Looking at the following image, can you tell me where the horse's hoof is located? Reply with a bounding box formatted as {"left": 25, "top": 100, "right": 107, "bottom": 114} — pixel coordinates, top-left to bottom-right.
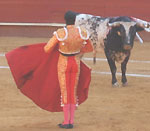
{"left": 112, "top": 82, "right": 119, "bottom": 87}
{"left": 122, "top": 82, "right": 128, "bottom": 87}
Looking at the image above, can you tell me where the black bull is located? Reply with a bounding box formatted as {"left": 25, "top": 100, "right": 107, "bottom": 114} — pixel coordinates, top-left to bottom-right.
{"left": 64, "top": 11, "right": 150, "bottom": 87}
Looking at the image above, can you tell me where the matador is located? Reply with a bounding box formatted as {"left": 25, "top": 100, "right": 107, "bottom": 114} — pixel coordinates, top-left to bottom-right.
{"left": 5, "top": 25, "right": 93, "bottom": 129}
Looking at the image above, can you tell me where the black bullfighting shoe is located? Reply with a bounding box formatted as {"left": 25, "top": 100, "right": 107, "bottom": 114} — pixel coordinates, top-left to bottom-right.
{"left": 58, "top": 123, "right": 70, "bottom": 129}
{"left": 69, "top": 124, "right": 74, "bottom": 129}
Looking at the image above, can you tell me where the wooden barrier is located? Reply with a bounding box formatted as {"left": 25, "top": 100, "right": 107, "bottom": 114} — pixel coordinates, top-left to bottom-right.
{"left": 0, "top": 0, "right": 149, "bottom": 23}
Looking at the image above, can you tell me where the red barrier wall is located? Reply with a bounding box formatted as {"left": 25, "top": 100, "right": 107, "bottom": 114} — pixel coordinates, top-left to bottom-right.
{"left": 0, "top": 0, "right": 149, "bottom": 23}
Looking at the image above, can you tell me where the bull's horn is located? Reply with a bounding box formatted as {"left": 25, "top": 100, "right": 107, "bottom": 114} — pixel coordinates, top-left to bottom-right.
{"left": 147, "top": 23, "right": 150, "bottom": 28}
{"left": 136, "top": 21, "right": 149, "bottom": 28}
{"left": 108, "top": 22, "right": 121, "bottom": 27}
{"left": 145, "top": 28, "right": 150, "bottom": 32}
{"left": 133, "top": 17, "right": 150, "bottom": 28}
{"left": 144, "top": 23, "right": 150, "bottom": 32}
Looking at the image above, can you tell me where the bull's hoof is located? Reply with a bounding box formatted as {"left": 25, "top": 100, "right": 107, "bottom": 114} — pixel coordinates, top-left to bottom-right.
{"left": 112, "top": 82, "right": 120, "bottom": 87}
{"left": 122, "top": 82, "right": 128, "bottom": 87}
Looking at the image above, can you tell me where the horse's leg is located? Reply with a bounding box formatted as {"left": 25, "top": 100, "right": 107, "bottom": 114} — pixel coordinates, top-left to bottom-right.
{"left": 104, "top": 50, "right": 118, "bottom": 87}
{"left": 121, "top": 52, "right": 130, "bottom": 87}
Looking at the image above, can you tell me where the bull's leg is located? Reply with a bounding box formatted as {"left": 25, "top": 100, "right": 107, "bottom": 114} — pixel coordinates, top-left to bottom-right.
{"left": 104, "top": 50, "right": 118, "bottom": 86}
{"left": 93, "top": 50, "right": 97, "bottom": 64}
{"left": 93, "top": 44, "right": 97, "bottom": 64}
{"left": 108, "top": 60, "right": 118, "bottom": 86}
{"left": 121, "top": 52, "right": 130, "bottom": 86}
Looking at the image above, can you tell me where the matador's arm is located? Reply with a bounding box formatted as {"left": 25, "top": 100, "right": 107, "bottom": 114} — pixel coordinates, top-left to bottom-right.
{"left": 44, "top": 35, "right": 58, "bottom": 53}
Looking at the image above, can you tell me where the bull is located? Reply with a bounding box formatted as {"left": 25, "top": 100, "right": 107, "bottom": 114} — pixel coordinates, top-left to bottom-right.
{"left": 105, "top": 16, "right": 149, "bottom": 86}
{"left": 64, "top": 11, "right": 150, "bottom": 87}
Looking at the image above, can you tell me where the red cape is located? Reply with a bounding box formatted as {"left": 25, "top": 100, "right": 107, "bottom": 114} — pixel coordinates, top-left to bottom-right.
{"left": 5, "top": 43, "right": 91, "bottom": 112}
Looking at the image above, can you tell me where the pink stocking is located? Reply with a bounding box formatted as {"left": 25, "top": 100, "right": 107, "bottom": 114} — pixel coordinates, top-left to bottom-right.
{"left": 70, "top": 104, "right": 76, "bottom": 124}
{"left": 63, "top": 104, "right": 70, "bottom": 124}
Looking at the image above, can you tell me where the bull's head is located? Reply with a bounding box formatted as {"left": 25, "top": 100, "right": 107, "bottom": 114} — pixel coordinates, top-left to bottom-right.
{"left": 107, "top": 21, "right": 149, "bottom": 50}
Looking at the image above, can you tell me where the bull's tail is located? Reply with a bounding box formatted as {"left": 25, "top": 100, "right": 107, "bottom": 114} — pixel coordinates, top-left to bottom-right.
{"left": 64, "top": 11, "right": 80, "bottom": 25}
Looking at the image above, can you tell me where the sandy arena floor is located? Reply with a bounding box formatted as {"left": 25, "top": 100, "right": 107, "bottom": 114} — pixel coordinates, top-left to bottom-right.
{"left": 0, "top": 37, "right": 150, "bottom": 131}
